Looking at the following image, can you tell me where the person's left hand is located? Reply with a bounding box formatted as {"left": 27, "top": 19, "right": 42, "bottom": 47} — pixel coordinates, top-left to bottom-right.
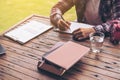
{"left": 72, "top": 27, "right": 95, "bottom": 40}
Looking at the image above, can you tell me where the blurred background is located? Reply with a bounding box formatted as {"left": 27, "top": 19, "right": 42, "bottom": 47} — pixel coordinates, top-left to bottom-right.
{"left": 0, "top": 0, "right": 76, "bottom": 33}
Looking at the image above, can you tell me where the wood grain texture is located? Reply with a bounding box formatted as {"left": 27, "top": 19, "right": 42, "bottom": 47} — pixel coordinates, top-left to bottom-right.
{"left": 0, "top": 15, "right": 119, "bottom": 80}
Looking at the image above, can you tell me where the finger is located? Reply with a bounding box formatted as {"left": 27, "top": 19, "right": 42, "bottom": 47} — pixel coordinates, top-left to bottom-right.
{"left": 75, "top": 32, "right": 83, "bottom": 38}
{"left": 73, "top": 31, "right": 83, "bottom": 39}
{"left": 58, "top": 24, "right": 66, "bottom": 31}
{"left": 60, "top": 20, "right": 70, "bottom": 30}
{"left": 58, "top": 19, "right": 67, "bottom": 30}
{"left": 59, "top": 20, "right": 69, "bottom": 30}
{"left": 65, "top": 22, "right": 71, "bottom": 29}
{"left": 72, "top": 28, "right": 81, "bottom": 35}
{"left": 66, "top": 21, "right": 71, "bottom": 26}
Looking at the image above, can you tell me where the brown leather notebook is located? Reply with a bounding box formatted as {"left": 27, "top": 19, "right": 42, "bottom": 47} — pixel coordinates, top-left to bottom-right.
{"left": 38, "top": 41, "right": 90, "bottom": 76}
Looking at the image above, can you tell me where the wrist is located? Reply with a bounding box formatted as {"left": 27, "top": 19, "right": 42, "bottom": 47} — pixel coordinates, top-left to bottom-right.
{"left": 50, "top": 13, "right": 62, "bottom": 27}
{"left": 90, "top": 27, "right": 96, "bottom": 33}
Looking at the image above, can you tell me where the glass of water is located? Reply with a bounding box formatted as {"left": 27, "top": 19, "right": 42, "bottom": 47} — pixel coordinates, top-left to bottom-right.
{"left": 89, "top": 32, "right": 104, "bottom": 53}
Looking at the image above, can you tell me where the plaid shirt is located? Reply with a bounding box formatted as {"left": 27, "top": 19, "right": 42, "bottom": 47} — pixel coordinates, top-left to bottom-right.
{"left": 50, "top": 0, "right": 120, "bottom": 34}
{"left": 94, "top": 0, "right": 120, "bottom": 33}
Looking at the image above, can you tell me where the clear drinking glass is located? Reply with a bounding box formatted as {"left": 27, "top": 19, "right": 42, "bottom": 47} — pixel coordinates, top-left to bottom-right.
{"left": 89, "top": 32, "right": 104, "bottom": 53}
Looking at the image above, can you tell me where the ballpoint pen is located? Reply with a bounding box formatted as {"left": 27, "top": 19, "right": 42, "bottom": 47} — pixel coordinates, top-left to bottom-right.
{"left": 61, "top": 16, "right": 71, "bottom": 31}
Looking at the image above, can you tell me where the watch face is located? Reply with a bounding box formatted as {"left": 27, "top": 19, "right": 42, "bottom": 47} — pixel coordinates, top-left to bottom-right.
{"left": 0, "top": 44, "right": 5, "bottom": 55}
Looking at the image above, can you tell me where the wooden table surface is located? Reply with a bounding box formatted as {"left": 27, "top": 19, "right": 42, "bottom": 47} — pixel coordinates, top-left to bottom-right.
{"left": 0, "top": 15, "right": 120, "bottom": 80}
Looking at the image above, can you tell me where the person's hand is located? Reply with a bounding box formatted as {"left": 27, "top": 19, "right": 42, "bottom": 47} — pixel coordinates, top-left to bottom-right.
{"left": 57, "top": 19, "right": 71, "bottom": 31}
{"left": 72, "top": 27, "right": 95, "bottom": 40}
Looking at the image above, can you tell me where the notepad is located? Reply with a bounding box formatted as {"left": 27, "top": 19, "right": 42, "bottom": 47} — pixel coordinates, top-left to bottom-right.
{"left": 54, "top": 22, "right": 93, "bottom": 34}
{"left": 4, "top": 20, "right": 52, "bottom": 44}
{"left": 38, "top": 41, "right": 90, "bottom": 75}
{"left": 44, "top": 41, "right": 90, "bottom": 70}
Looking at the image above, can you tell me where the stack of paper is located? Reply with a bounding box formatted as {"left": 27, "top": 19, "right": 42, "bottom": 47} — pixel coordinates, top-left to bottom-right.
{"left": 54, "top": 22, "right": 93, "bottom": 34}
{"left": 4, "top": 20, "right": 52, "bottom": 44}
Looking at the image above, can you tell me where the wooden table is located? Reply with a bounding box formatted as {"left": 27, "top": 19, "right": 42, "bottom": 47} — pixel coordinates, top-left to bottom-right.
{"left": 0, "top": 15, "right": 120, "bottom": 80}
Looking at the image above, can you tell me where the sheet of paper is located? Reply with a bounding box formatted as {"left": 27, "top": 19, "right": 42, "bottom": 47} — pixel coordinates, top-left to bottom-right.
{"left": 54, "top": 22, "right": 93, "bottom": 34}
{"left": 5, "top": 20, "right": 52, "bottom": 44}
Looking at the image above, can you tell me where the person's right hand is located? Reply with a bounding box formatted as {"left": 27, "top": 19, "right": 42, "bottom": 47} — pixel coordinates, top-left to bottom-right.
{"left": 57, "top": 19, "right": 71, "bottom": 31}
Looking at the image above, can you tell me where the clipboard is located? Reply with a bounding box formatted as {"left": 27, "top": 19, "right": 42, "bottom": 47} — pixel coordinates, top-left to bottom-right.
{"left": 4, "top": 14, "right": 53, "bottom": 44}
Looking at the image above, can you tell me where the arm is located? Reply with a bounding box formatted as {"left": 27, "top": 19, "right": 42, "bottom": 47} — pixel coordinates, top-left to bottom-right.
{"left": 50, "top": 0, "right": 74, "bottom": 27}
{"left": 94, "top": 0, "right": 120, "bottom": 34}
{"left": 73, "top": 0, "right": 120, "bottom": 41}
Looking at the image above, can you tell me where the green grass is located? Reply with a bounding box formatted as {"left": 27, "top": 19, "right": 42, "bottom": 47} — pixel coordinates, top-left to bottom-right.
{"left": 0, "top": 0, "right": 76, "bottom": 33}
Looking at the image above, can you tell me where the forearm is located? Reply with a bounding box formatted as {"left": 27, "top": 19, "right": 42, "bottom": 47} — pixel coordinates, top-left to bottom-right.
{"left": 50, "top": 0, "right": 74, "bottom": 27}
{"left": 93, "top": 21, "right": 112, "bottom": 33}
{"left": 94, "top": 0, "right": 120, "bottom": 34}
{"left": 94, "top": 18, "right": 120, "bottom": 33}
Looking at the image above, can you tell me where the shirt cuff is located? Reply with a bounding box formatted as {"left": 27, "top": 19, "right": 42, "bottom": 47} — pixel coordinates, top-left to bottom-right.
{"left": 93, "top": 25, "right": 104, "bottom": 32}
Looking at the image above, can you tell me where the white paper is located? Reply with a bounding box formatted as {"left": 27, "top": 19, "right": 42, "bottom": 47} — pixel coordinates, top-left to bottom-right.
{"left": 54, "top": 22, "right": 93, "bottom": 34}
{"left": 5, "top": 20, "right": 52, "bottom": 44}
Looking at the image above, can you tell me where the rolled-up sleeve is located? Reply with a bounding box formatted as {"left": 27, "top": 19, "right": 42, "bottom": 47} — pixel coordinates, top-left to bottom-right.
{"left": 94, "top": 0, "right": 120, "bottom": 33}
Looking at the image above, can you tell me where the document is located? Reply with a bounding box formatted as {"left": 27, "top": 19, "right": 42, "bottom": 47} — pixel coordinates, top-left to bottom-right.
{"left": 54, "top": 22, "right": 93, "bottom": 34}
{"left": 4, "top": 20, "right": 52, "bottom": 44}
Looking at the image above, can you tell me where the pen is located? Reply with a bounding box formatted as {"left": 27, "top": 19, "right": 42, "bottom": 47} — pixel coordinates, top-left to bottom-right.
{"left": 61, "top": 16, "right": 71, "bottom": 31}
